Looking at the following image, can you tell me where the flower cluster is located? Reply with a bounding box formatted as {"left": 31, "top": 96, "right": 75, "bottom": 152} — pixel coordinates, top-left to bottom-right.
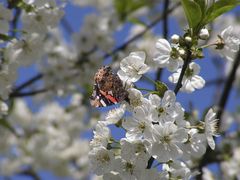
{"left": 89, "top": 51, "right": 219, "bottom": 179}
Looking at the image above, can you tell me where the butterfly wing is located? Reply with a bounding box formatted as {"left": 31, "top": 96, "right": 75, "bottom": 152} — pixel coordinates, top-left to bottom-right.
{"left": 90, "top": 84, "right": 117, "bottom": 107}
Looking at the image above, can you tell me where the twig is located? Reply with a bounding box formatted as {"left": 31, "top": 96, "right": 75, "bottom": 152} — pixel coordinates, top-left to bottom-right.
{"left": 205, "top": 77, "right": 225, "bottom": 86}
{"left": 216, "top": 50, "right": 240, "bottom": 121}
{"left": 10, "top": 89, "right": 48, "bottom": 98}
{"left": 174, "top": 48, "right": 192, "bottom": 94}
{"left": 18, "top": 169, "right": 41, "bottom": 180}
{"left": 11, "top": 73, "right": 43, "bottom": 93}
{"left": 10, "top": 8, "right": 21, "bottom": 37}
{"left": 61, "top": 17, "right": 74, "bottom": 35}
{"left": 103, "top": 2, "right": 181, "bottom": 60}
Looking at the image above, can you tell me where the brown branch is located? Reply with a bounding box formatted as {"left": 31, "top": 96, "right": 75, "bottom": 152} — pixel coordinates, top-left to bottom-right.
{"left": 61, "top": 17, "right": 74, "bottom": 35}
{"left": 10, "top": 89, "right": 48, "bottom": 98}
{"left": 10, "top": 8, "right": 21, "bottom": 37}
{"left": 11, "top": 73, "right": 43, "bottom": 93}
{"left": 18, "top": 169, "right": 41, "bottom": 180}
{"left": 174, "top": 49, "right": 192, "bottom": 94}
{"left": 216, "top": 50, "right": 240, "bottom": 121}
{"left": 205, "top": 77, "right": 225, "bottom": 86}
{"left": 103, "top": 2, "right": 181, "bottom": 60}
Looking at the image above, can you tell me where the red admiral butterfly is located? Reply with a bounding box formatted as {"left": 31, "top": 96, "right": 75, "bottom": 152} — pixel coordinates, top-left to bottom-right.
{"left": 90, "top": 66, "right": 128, "bottom": 107}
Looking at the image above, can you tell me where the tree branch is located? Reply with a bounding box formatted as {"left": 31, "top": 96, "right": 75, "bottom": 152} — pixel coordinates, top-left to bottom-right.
{"left": 174, "top": 49, "right": 192, "bottom": 94}
{"left": 216, "top": 50, "right": 240, "bottom": 122}
{"left": 10, "top": 8, "right": 21, "bottom": 37}
{"left": 11, "top": 73, "right": 43, "bottom": 93}
{"left": 61, "top": 17, "right": 74, "bottom": 35}
{"left": 10, "top": 89, "right": 48, "bottom": 98}
{"left": 103, "top": 2, "right": 181, "bottom": 60}
{"left": 205, "top": 77, "right": 225, "bottom": 86}
{"left": 18, "top": 169, "right": 41, "bottom": 180}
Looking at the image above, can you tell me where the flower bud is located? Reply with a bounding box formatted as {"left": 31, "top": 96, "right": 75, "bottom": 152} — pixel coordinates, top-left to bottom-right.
{"left": 171, "top": 34, "right": 180, "bottom": 44}
{"left": 199, "top": 28, "right": 209, "bottom": 40}
{"left": 178, "top": 48, "right": 186, "bottom": 56}
{"left": 185, "top": 36, "right": 192, "bottom": 43}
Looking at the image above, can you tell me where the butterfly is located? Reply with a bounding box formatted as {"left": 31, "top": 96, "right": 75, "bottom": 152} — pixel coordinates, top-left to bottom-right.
{"left": 90, "top": 66, "right": 128, "bottom": 107}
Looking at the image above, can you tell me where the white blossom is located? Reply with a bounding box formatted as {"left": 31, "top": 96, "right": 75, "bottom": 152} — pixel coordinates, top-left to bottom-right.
{"left": 122, "top": 106, "right": 153, "bottom": 141}
{"left": 105, "top": 104, "right": 126, "bottom": 125}
{"left": 114, "top": 154, "right": 148, "bottom": 180}
{"left": 5, "top": 33, "right": 45, "bottom": 66}
{"left": 90, "top": 122, "right": 111, "bottom": 149}
{"left": 22, "top": 5, "right": 64, "bottom": 34}
{"left": 162, "top": 161, "right": 195, "bottom": 180}
{"left": 150, "top": 122, "right": 188, "bottom": 162}
{"left": 169, "top": 62, "right": 205, "bottom": 93}
{"left": 204, "top": 108, "right": 219, "bottom": 150}
{"left": 180, "top": 129, "right": 207, "bottom": 159}
{"left": 89, "top": 147, "right": 115, "bottom": 176}
{"left": 120, "top": 138, "right": 150, "bottom": 162}
{"left": 127, "top": 88, "right": 150, "bottom": 109}
{"left": 0, "top": 4, "right": 13, "bottom": 35}
{"left": 117, "top": 51, "right": 149, "bottom": 83}
{"left": 219, "top": 26, "right": 240, "bottom": 61}
{"left": 153, "top": 38, "right": 183, "bottom": 72}
{"left": 149, "top": 90, "right": 184, "bottom": 123}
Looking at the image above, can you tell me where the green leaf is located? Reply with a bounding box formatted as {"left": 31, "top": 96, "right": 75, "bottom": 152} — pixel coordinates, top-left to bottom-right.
{"left": 204, "top": 0, "right": 240, "bottom": 24}
{"left": 181, "top": 0, "right": 202, "bottom": 28}
{"left": 194, "top": 0, "right": 207, "bottom": 14}
{"left": 114, "top": 0, "right": 150, "bottom": 21}
{"left": 155, "top": 81, "right": 168, "bottom": 98}
{"left": 0, "top": 34, "right": 13, "bottom": 41}
{"left": 128, "top": 18, "right": 147, "bottom": 26}
{"left": 16, "top": 0, "right": 35, "bottom": 12}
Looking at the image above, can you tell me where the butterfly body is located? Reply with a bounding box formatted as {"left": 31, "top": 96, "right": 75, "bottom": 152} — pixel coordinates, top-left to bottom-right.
{"left": 90, "top": 66, "right": 128, "bottom": 107}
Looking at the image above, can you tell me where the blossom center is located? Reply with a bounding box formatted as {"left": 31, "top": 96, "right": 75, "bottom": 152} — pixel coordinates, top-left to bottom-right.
{"left": 185, "top": 67, "right": 194, "bottom": 77}
{"left": 138, "top": 122, "right": 146, "bottom": 132}
{"left": 97, "top": 153, "right": 110, "bottom": 164}
{"left": 162, "top": 135, "right": 171, "bottom": 144}
{"left": 126, "top": 162, "right": 134, "bottom": 175}
{"left": 130, "top": 98, "right": 142, "bottom": 107}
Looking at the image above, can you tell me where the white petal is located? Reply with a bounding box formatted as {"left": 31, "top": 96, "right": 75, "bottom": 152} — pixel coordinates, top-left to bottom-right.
{"left": 162, "top": 90, "right": 176, "bottom": 107}
{"left": 130, "top": 51, "right": 146, "bottom": 63}
{"left": 167, "top": 59, "right": 179, "bottom": 72}
{"left": 155, "top": 38, "right": 171, "bottom": 53}
{"left": 207, "top": 136, "right": 215, "bottom": 150}
{"left": 189, "top": 62, "right": 200, "bottom": 75}
{"left": 191, "top": 75, "right": 205, "bottom": 89}
{"left": 168, "top": 72, "right": 180, "bottom": 83}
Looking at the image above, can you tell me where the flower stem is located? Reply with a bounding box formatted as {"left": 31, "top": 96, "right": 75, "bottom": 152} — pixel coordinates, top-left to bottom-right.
{"left": 174, "top": 48, "right": 192, "bottom": 94}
